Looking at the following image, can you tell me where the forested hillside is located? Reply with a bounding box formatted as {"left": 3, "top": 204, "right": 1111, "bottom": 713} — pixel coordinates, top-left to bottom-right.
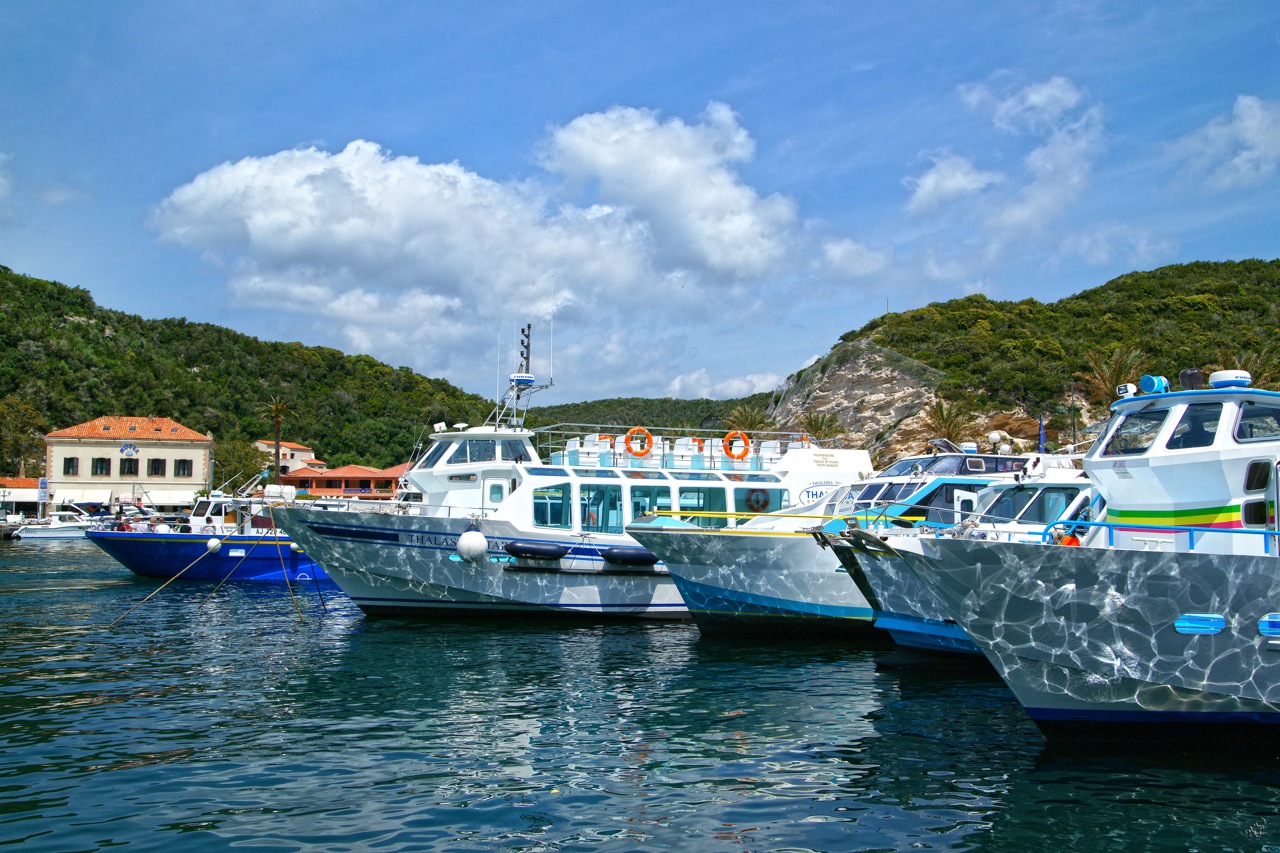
{"left": 528, "top": 393, "right": 774, "bottom": 430}
{"left": 828, "top": 258, "right": 1280, "bottom": 411}
{"left": 0, "top": 265, "right": 492, "bottom": 471}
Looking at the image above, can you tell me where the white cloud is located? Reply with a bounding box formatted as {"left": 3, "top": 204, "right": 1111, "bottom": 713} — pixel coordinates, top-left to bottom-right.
{"left": 988, "top": 105, "right": 1104, "bottom": 235}
{"left": 904, "top": 153, "right": 1003, "bottom": 216}
{"left": 822, "top": 238, "right": 891, "bottom": 277}
{"left": 1056, "top": 223, "right": 1176, "bottom": 267}
{"left": 666, "top": 367, "right": 781, "bottom": 399}
{"left": 1172, "top": 95, "right": 1280, "bottom": 190}
{"left": 0, "top": 153, "right": 11, "bottom": 202}
{"left": 961, "top": 76, "right": 1084, "bottom": 133}
{"left": 540, "top": 102, "right": 796, "bottom": 277}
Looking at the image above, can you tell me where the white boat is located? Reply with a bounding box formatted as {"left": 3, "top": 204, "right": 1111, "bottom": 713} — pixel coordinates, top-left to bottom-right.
{"left": 625, "top": 484, "right": 877, "bottom": 635}
{"left": 889, "top": 369, "right": 1280, "bottom": 745}
{"left": 12, "top": 510, "right": 97, "bottom": 540}
{"left": 821, "top": 465, "right": 1097, "bottom": 655}
{"left": 274, "top": 332, "right": 874, "bottom": 620}
{"left": 627, "top": 444, "right": 1076, "bottom": 637}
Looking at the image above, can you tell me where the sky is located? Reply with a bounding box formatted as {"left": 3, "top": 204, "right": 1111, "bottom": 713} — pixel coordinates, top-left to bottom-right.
{"left": 2, "top": 2, "right": 1278, "bottom": 406}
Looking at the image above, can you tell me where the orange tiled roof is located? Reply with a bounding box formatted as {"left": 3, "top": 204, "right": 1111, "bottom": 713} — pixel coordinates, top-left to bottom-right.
{"left": 258, "top": 440, "right": 313, "bottom": 451}
{"left": 45, "top": 416, "right": 209, "bottom": 442}
{"left": 0, "top": 477, "right": 39, "bottom": 488}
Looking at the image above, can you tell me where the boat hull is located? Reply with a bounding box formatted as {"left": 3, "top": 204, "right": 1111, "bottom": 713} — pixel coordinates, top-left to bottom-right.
{"left": 87, "top": 530, "right": 327, "bottom": 583}
{"left": 628, "top": 526, "right": 875, "bottom": 635}
{"left": 897, "top": 536, "right": 1280, "bottom": 744}
{"left": 13, "top": 526, "right": 89, "bottom": 540}
{"left": 826, "top": 531, "right": 979, "bottom": 654}
{"left": 275, "top": 508, "right": 688, "bottom": 619}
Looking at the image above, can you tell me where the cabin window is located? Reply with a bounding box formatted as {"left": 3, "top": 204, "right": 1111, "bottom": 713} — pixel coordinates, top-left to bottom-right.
{"left": 91, "top": 457, "right": 111, "bottom": 476}
{"left": 120, "top": 458, "right": 139, "bottom": 477}
{"left": 1242, "top": 500, "right": 1269, "bottom": 527}
{"left": 1101, "top": 408, "right": 1169, "bottom": 456}
{"left": 581, "top": 484, "right": 623, "bottom": 534}
{"left": 1165, "top": 403, "right": 1221, "bottom": 450}
{"left": 984, "top": 487, "right": 1036, "bottom": 522}
{"left": 532, "top": 483, "right": 571, "bottom": 529}
{"left": 679, "top": 486, "right": 729, "bottom": 529}
{"left": 917, "top": 484, "right": 966, "bottom": 525}
{"left": 63, "top": 457, "right": 79, "bottom": 476}
{"left": 488, "top": 483, "right": 505, "bottom": 504}
{"left": 448, "top": 439, "right": 497, "bottom": 464}
{"left": 629, "top": 485, "right": 672, "bottom": 521}
{"left": 148, "top": 458, "right": 167, "bottom": 476}
{"left": 501, "top": 440, "right": 532, "bottom": 462}
{"left": 734, "top": 487, "right": 788, "bottom": 514}
{"left": 420, "top": 441, "right": 451, "bottom": 469}
{"left": 1245, "top": 460, "right": 1272, "bottom": 493}
{"left": 1019, "top": 487, "right": 1082, "bottom": 524}
{"left": 1236, "top": 402, "right": 1280, "bottom": 443}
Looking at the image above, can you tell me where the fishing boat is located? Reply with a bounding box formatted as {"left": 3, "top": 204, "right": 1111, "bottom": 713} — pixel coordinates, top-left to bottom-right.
{"left": 821, "top": 465, "right": 1097, "bottom": 655}
{"left": 889, "top": 369, "right": 1280, "bottom": 745}
{"left": 86, "top": 487, "right": 326, "bottom": 583}
{"left": 273, "top": 329, "right": 873, "bottom": 619}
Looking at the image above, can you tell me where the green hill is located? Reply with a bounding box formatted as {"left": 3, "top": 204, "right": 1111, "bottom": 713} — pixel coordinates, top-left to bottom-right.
{"left": 0, "top": 264, "right": 493, "bottom": 472}
{"left": 831, "top": 258, "right": 1280, "bottom": 411}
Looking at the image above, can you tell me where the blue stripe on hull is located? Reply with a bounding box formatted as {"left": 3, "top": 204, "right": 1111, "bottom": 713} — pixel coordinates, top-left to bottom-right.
{"left": 875, "top": 612, "right": 980, "bottom": 655}
{"left": 671, "top": 575, "right": 875, "bottom": 635}
{"left": 87, "top": 532, "right": 326, "bottom": 582}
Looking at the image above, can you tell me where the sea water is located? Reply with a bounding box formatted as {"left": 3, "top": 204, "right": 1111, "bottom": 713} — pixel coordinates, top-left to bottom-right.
{"left": 1, "top": 540, "right": 1278, "bottom": 852}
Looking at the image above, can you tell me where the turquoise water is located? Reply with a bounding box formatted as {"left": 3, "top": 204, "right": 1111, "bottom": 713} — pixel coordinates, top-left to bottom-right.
{"left": 2, "top": 540, "right": 1279, "bottom": 851}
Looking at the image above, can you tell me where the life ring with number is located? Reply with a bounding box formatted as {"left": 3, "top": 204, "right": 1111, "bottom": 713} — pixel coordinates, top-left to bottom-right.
{"left": 723, "top": 430, "right": 750, "bottom": 460}
{"left": 201, "top": 525, "right": 215, "bottom": 534}
{"left": 624, "top": 426, "right": 654, "bottom": 457}
{"left": 746, "top": 489, "right": 770, "bottom": 512}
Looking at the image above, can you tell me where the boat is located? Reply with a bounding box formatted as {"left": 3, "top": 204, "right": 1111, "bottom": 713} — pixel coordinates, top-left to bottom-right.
{"left": 820, "top": 464, "right": 1097, "bottom": 655}
{"left": 12, "top": 510, "right": 98, "bottom": 540}
{"left": 86, "top": 486, "right": 326, "bottom": 583}
{"left": 625, "top": 443, "right": 1068, "bottom": 637}
{"left": 889, "top": 369, "right": 1280, "bottom": 745}
{"left": 273, "top": 328, "right": 874, "bottom": 619}
{"left": 625, "top": 484, "right": 878, "bottom": 635}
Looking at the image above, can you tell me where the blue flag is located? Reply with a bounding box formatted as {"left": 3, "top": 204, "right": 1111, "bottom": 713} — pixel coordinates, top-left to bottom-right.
{"left": 1038, "top": 414, "right": 1046, "bottom": 452}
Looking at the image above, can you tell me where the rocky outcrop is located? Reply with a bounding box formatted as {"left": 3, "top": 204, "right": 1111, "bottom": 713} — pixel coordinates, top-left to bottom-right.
{"left": 768, "top": 337, "right": 1091, "bottom": 464}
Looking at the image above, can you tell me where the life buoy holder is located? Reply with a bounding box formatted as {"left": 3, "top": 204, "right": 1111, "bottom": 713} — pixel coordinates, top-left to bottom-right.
{"left": 201, "top": 525, "right": 216, "bottom": 534}
{"left": 746, "top": 489, "right": 770, "bottom": 512}
{"left": 692, "top": 437, "right": 704, "bottom": 452}
{"left": 624, "top": 426, "right": 654, "bottom": 457}
{"left": 723, "top": 430, "right": 750, "bottom": 460}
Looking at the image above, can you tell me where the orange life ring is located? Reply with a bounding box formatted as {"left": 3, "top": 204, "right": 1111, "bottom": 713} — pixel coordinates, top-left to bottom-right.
{"left": 746, "top": 489, "right": 770, "bottom": 512}
{"left": 692, "top": 437, "right": 704, "bottom": 451}
{"left": 723, "top": 430, "right": 750, "bottom": 460}
{"left": 624, "top": 426, "right": 654, "bottom": 457}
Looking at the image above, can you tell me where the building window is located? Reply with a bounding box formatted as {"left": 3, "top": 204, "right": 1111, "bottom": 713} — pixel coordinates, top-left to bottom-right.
{"left": 63, "top": 457, "right": 79, "bottom": 476}
{"left": 121, "top": 458, "right": 139, "bottom": 476}
{"left": 91, "top": 458, "right": 111, "bottom": 476}
{"left": 149, "top": 459, "right": 167, "bottom": 477}
{"left": 175, "top": 459, "right": 192, "bottom": 478}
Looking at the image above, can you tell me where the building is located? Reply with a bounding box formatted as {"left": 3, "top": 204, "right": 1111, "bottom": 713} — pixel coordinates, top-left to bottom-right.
{"left": 253, "top": 440, "right": 325, "bottom": 474}
{"left": 44, "top": 416, "right": 213, "bottom": 509}
{"left": 280, "top": 462, "right": 408, "bottom": 500}
{"left": 0, "top": 477, "right": 41, "bottom": 521}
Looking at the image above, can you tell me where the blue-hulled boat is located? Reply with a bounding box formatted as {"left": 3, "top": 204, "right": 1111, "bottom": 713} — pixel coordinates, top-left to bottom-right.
{"left": 87, "top": 490, "right": 327, "bottom": 583}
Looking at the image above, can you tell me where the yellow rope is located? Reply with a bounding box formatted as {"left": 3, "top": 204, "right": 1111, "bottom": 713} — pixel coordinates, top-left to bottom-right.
{"left": 108, "top": 526, "right": 230, "bottom": 628}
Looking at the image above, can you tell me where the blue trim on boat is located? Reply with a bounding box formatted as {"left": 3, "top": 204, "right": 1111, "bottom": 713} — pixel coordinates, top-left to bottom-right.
{"left": 671, "top": 575, "right": 873, "bottom": 621}
{"left": 875, "top": 612, "right": 980, "bottom": 655}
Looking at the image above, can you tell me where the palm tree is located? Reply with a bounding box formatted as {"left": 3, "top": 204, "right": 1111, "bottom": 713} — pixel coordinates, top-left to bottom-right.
{"left": 798, "top": 410, "right": 843, "bottom": 442}
{"left": 259, "top": 397, "right": 290, "bottom": 485}
{"left": 724, "top": 405, "right": 773, "bottom": 433}
{"left": 1077, "top": 347, "right": 1150, "bottom": 405}
{"left": 921, "top": 399, "right": 978, "bottom": 444}
{"left": 1207, "top": 345, "right": 1278, "bottom": 389}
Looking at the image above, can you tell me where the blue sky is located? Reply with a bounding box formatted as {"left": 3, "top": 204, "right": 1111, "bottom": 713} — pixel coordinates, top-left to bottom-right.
{"left": 2, "top": 2, "right": 1278, "bottom": 405}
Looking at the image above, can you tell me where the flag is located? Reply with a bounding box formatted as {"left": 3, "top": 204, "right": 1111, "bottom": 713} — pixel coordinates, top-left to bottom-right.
{"left": 1038, "top": 414, "right": 1046, "bottom": 452}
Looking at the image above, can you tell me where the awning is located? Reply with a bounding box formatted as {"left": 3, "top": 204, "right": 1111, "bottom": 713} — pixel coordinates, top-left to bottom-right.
{"left": 52, "top": 488, "right": 115, "bottom": 505}
{"left": 138, "top": 489, "right": 197, "bottom": 507}
{"left": 0, "top": 488, "right": 40, "bottom": 504}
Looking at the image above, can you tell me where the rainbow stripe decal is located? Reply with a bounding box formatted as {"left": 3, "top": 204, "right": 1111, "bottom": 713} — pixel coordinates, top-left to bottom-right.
{"left": 1106, "top": 501, "right": 1276, "bottom": 530}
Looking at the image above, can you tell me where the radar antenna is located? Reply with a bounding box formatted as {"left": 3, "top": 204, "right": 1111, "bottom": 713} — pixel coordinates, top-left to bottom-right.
{"left": 488, "top": 323, "right": 553, "bottom": 428}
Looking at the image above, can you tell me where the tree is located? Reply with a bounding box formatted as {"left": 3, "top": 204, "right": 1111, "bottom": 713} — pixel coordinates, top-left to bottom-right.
{"left": 798, "top": 410, "right": 844, "bottom": 441}
{"left": 0, "top": 395, "right": 45, "bottom": 477}
{"left": 1077, "top": 347, "right": 1150, "bottom": 405}
{"left": 1208, "top": 345, "right": 1278, "bottom": 389}
{"left": 724, "top": 404, "right": 773, "bottom": 433}
{"left": 921, "top": 399, "right": 978, "bottom": 444}
{"left": 212, "top": 439, "right": 272, "bottom": 493}
{"left": 259, "top": 397, "right": 290, "bottom": 484}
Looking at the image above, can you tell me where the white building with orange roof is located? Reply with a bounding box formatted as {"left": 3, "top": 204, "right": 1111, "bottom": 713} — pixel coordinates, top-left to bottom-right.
{"left": 44, "top": 416, "right": 213, "bottom": 509}
{"left": 253, "top": 439, "right": 324, "bottom": 474}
